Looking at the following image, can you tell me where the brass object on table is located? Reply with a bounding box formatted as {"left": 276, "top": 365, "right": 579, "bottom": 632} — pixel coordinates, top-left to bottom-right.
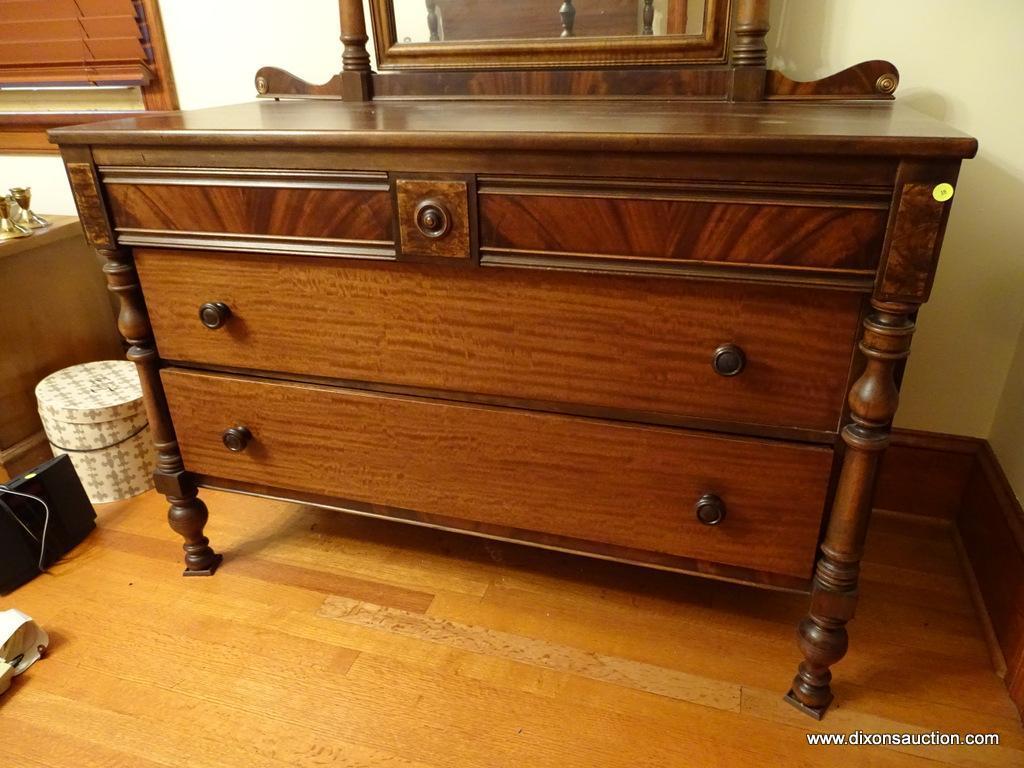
{"left": 9, "top": 187, "right": 50, "bottom": 230}
{"left": 0, "top": 196, "right": 31, "bottom": 241}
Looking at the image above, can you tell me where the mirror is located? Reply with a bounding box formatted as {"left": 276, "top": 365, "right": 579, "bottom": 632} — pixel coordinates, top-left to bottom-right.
{"left": 370, "top": 0, "right": 729, "bottom": 71}
{"left": 393, "top": 1, "right": 707, "bottom": 43}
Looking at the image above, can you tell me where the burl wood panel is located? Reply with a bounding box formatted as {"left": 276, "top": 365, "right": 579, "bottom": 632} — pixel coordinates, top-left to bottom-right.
{"left": 395, "top": 178, "right": 471, "bottom": 259}
{"left": 479, "top": 194, "right": 887, "bottom": 272}
{"left": 162, "top": 369, "right": 833, "bottom": 578}
{"left": 136, "top": 249, "right": 864, "bottom": 432}
{"left": 65, "top": 162, "right": 114, "bottom": 248}
{"left": 104, "top": 183, "right": 393, "bottom": 243}
{"left": 878, "top": 183, "right": 948, "bottom": 301}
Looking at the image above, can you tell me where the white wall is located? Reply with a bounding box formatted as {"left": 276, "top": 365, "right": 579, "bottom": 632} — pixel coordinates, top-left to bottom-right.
{"left": 769, "top": 0, "right": 1024, "bottom": 497}
{"left": 3, "top": 0, "right": 1022, "bottom": 493}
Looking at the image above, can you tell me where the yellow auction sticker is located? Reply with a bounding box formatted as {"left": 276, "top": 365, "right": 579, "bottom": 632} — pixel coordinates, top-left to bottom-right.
{"left": 932, "top": 183, "right": 955, "bottom": 202}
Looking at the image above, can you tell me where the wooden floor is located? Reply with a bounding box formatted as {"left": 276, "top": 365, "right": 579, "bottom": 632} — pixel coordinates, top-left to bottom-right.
{"left": 1, "top": 489, "right": 1020, "bottom": 767}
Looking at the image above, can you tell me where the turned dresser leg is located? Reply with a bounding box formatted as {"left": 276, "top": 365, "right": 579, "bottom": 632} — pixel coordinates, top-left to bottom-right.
{"left": 168, "top": 491, "right": 221, "bottom": 576}
{"left": 102, "top": 247, "right": 221, "bottom": 576}
{"left": 785, "top": 300, "right": 916, "bottom": 718}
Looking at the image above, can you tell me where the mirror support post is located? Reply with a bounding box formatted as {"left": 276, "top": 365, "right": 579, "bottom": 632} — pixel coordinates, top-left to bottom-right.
{"left": 729, "top": 0, "right": 770, "bottom": 101}
{"left": 340, "top": 0, "right": 374, "bottom": 101}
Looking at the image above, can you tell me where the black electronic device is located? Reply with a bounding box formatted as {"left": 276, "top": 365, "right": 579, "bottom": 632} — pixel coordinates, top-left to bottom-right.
{"left": 0, "top": 453, "right": 96, "bottom": 594}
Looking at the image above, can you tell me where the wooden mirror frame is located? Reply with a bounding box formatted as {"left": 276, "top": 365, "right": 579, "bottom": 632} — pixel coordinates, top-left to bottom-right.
{"left": 367, "top": 0, "right": 732, "bottom": 71}
{"left": 254, "top": 0, "right": 900, "bottom": 104}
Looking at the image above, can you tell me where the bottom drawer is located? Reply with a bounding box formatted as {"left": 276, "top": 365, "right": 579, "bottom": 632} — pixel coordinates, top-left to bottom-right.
{"left": 162, "top": 369, "right": 833, "bottom": 580}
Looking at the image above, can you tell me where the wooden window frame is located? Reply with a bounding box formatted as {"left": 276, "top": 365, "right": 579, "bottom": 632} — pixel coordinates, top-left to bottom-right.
{"left": 0, "top": 0, "right": 177, "bottom": 154}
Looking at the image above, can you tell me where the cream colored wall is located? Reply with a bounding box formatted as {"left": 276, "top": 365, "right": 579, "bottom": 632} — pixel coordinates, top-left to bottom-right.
{"left": 2, "top": 0, "right": 1021, "bottom": 494}
{"left": 770, "top": 0, "right": 1024, "bottom": 497}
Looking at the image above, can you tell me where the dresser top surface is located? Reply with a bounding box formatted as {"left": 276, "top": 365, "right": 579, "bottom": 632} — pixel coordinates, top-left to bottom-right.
{"left": 50, "top": 99, "right": 977, "bottom": 158}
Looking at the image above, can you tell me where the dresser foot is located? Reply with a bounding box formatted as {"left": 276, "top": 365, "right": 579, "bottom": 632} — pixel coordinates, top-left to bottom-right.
{"left": 167, "top": 492, "right": 221, "bottom": 575}
{"left": 786, "top": 612, "right": 848, "bottom": 718}
{"left": 784, "top": 688, "right": 831, "bottom": 720}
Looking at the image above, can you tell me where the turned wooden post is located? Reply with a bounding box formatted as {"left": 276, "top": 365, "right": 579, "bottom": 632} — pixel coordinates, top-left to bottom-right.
{"left": 785, "top": 300, "right": 916, "bottom": 717}
{"left": 425, "top": 0, "right": 440, "bottom": 41}
{"left": 62, "top": 149, "right": 220, "bottom": 576}
{"left": 559, "top": 0, "right": 576, "bottom": 37}
{"left": 729, "top": 0, "right": 770, "bottom": 101}
{"left": 103, "top": 249, "right": 222, "bottom": 576}
{"left": 642, "top": 0, "right": 655, "bottom": 35}
{"left": 339, "top": 0, "right": 373, "bottom": 101}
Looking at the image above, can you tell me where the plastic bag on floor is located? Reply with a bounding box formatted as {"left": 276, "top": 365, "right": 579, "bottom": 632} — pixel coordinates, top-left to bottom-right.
{"left": 0, "top": 609, "right": 48, "bottom": 695}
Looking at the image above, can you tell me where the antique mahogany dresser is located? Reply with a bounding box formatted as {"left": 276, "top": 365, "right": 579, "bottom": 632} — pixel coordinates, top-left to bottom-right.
{"left": 51, "top": 0, "right": 976, "bottom": 718}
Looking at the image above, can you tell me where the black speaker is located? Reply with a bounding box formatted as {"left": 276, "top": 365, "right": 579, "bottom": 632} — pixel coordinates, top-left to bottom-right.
{"left": 0, "top": 453, "right": 96, "bottom": 594}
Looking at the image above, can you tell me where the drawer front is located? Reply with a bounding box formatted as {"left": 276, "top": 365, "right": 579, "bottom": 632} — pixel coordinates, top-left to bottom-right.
{"left": 163, "top": 369, "right": 833, "bottom": 579}
{"left": 137, "top": 249, "right": 863, "bottom": 433}
{"left": 478, "top": 182, "right": 889, "bottom": 274}
{"left": 101, "top": 169, "right": 394, "bottom": 257}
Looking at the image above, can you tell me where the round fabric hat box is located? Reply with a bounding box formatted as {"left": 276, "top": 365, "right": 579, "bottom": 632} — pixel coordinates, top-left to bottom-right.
{"left": 35, "top": 360, "right": 155, "bottom": 504}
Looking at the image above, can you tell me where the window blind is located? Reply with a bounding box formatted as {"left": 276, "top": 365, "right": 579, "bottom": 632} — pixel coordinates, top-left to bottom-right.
{"left": 0, "top": 0, "right": 155, "bottom": 87}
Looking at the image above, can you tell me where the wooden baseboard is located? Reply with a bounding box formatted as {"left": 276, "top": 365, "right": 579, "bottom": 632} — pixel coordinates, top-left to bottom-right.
{"left": 0, "top": 431, "right": 52, "bottom": 483}
{"left": 881, "top": 428, "right": 1024, "bottom": 717}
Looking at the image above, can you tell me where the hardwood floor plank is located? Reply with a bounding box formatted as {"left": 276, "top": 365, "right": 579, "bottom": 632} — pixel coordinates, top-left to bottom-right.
{"left": 319, "top": 593, "right": 742, "bottom": 711}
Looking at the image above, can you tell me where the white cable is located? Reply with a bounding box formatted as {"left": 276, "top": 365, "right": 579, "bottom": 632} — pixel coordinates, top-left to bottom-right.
{"left": 0, "top": 485, "right": 52, "bottom": 573}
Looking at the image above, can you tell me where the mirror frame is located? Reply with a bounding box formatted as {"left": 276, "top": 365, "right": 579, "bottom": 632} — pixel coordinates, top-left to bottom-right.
{"left": 368, "top": 0, "right": 732, "bottom": 71}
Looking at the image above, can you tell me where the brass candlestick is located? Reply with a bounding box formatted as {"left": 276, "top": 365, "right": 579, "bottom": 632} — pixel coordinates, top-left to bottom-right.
{"left": 0, "top": 196, "right": 31, "bottom": 241}
{"left": 9, "top": 187, "right": 49, "bottom": 230}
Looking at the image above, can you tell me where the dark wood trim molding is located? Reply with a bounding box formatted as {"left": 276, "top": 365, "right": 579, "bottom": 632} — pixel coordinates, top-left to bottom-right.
{"left": 880, "top": 428, "right": 1024, "bottom": 718}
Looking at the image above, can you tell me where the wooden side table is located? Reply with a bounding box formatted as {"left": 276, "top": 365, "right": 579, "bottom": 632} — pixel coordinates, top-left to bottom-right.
{"left": 0, "top": 216, "right": 123, "bottom": 481}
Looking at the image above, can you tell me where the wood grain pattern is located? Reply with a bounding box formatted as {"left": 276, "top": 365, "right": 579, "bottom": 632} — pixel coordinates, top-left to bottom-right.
{"left": 369, "top": 67, "right": 730, "bottom": 100}
{"left": 136, "top": 249, "right": 864, "bottom": 433}
{"left": 878, "top": 182, "right": 951, "bottom": 301}
{"left": 874, "top": 430, "right": 978, "bottom": 521}
{"left": 48, "top": 99, "right": 979, "bottom": 161}
{"left": 162, "top": 368, "right": 833, "bottom": 579}
{"left": 766, "top": 60, "right": 899, "bottom": 100}
{"left": 104, "top": 182, "right": 394, "bottom": 244}
{"left": 395, "top": 178, "right": 472, "bottom": 259}
{"left": 318, "top": 594, "right": 741, "bottom": 710}
{"left": 198, "top": 476, "right": 812, "bottom": 591}
{"left": 64, "top": 161, "right": 114, "bottom": 248}
{"left": 479, "top": 193, "right": 887, "bottom": 272}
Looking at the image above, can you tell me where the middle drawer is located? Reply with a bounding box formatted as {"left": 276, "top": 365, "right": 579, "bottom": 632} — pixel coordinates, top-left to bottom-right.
{"left": 136, "top": 248, "right": 863, "bottom": 433}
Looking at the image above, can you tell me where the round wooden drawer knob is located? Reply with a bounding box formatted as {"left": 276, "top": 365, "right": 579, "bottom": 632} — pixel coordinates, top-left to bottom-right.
{"left": 695, "top": 493, "right": 726, "bottom": 526}
{"left": 415, "top": 200, "right": 451, "bottom": 239}
{"left": 222, "top": 425, "right": 252, "bottom": 452}
{"left": 712, "top": 344, "right": 746, "bottom": 377}
{"left": 199, "top": 302, "right": 232, "bottom": 330}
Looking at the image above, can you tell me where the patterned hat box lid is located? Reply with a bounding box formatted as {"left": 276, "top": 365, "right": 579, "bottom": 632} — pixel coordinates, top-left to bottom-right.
{"left": 35, "top": 360, "right": 154, "bottom": 504}
{"left": 36, "top": 360, "right": 145, "bottom": 426}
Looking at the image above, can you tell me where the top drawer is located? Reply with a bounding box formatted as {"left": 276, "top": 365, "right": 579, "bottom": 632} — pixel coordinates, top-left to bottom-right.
{"left": 100, "top": 168, "right": 889, "bottom": 277}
